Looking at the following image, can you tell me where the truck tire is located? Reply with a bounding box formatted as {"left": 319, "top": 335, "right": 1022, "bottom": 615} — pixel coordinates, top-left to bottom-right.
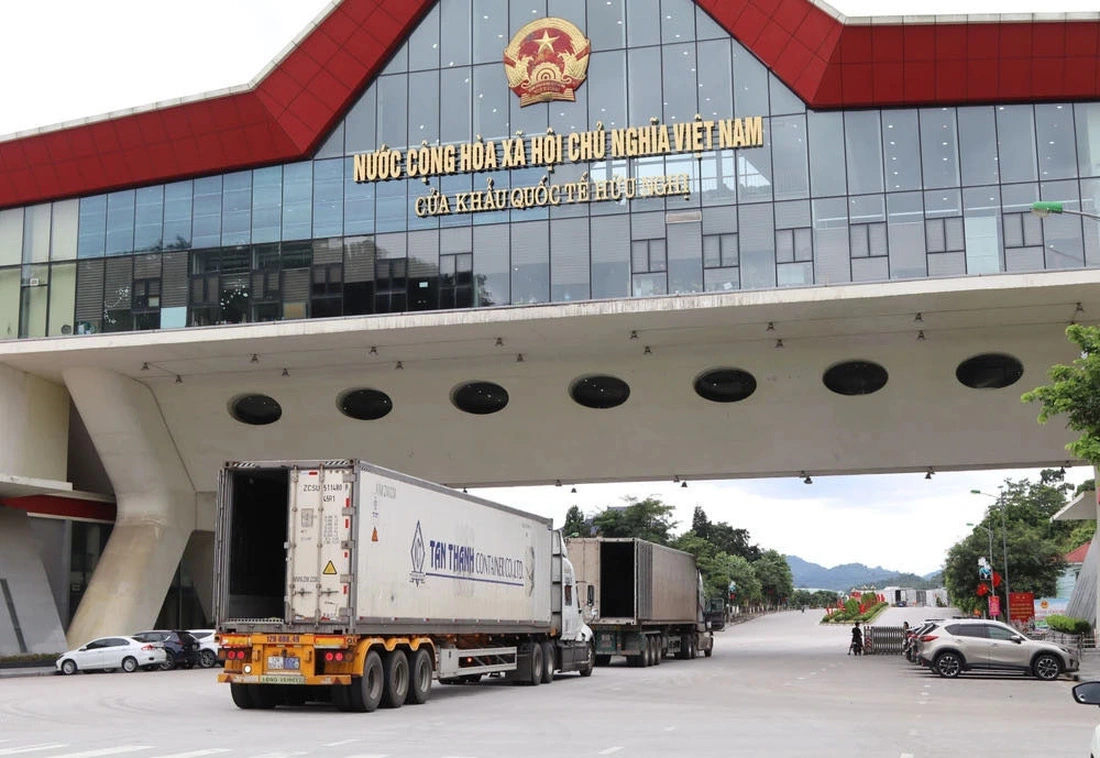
{"left": 249, "top": 684, "right": 278, "bottom": 710}
{"left": 522, "top": 641, "right": 543, "bottom": 685}
{"left": 627, "top": 653, "right": 643, "bottom": 668}
{"left": 348, "top": 650, "right": 385, "bottom": 712}
{"left": 595, "top": 654, "right": 611, "bottom": 667}
{"left": 540, "top": 641, "right": 555, "bottom": 684}
{"left": 653, "top": 637, "right": 662, "bottom": 666}
{"left": 381, "top": 649, "right": 410, "bottom": 708}
{"left": 645, "top": 637, "right": 655, "bottom": 667}
{"left": 688, "top": 635, "right": 696, "bottom": 659}
{"left": 230, "top": 683, "right": 254, "bottom": 709}
{"left": 406, "top": 648, "right": 432, "bottom": 705}
{"left": 579, "top": 641, "right": 595, "bottom": 677}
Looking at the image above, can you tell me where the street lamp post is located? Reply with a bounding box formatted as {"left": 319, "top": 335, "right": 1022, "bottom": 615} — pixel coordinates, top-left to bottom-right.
{"left": 971, "top": 489, "right": 1011, "bottom": 626}
{"left": 967, "top": 521, "right": 996, "bottom": 619}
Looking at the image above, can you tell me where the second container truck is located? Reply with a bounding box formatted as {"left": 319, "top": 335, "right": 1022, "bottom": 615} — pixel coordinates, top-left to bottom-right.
{"left": 214, "top": 460, "right": 595, "bottom": 711}
{"left": 566, "top": 537, "right": 714, "bottom": 666}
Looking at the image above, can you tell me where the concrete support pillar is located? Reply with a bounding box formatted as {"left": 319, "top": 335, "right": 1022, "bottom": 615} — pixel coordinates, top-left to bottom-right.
{"left": 0, "top": 506, "right": 67, "bottom": 655}
{"left": 184, "top": 531, "right": 214, "bottom": 625}
{"left": 62, "top": 367, "right": 196, "bottom": 646}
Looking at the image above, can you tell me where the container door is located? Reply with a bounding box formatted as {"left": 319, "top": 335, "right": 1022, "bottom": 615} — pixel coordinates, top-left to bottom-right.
{"left": 287, "top": 466, "right": 355, "bottom": 623}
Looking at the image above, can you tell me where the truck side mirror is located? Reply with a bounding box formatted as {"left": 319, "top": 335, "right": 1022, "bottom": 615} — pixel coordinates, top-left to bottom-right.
{"left": 587, "top": 585, "right": 595, "bottom": 606}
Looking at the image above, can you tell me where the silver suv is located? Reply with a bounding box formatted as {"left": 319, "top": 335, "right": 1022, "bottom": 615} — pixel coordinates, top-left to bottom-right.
{"left": 918, "top": 619, "right": 1079, "bottom": 680}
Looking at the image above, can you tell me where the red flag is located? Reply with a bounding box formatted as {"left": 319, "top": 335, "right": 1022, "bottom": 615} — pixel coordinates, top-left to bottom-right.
{"left": 992, "top": 572, "right": 1002, "bottom": 588}
{"left": 976, "top": 583, "right": 990, "bottom": 596}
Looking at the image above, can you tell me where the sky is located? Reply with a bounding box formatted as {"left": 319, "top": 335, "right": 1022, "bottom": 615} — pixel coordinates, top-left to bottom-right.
{"left": 1, "top": 1, "right": 1098, "bottom": 575}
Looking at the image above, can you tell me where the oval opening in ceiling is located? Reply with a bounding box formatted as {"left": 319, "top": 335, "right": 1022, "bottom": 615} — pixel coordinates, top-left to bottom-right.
{"left": 229, "top": 394, "right": 282, "bottom": 425}
{"left": 694, "top": 368, "right": 758, "bottom": 403}
{"left": 452, "top": 381, "right": 510, "bottom": 415}
{"left": 338, "top": 388, "right": 394, "bottom": 420}
{"left": 955, "top": 353, "right": 1024, "bottom": 389}
{"left": 822, "top": 360, "right": 889, "bottom": 396}
{"left": 570, "top": 375, "right": 631, "bottom": 409}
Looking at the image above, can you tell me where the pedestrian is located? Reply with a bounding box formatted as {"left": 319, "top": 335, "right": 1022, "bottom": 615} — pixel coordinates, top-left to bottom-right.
{"left": 849, "top": 621, "right": 863, "bottom": 656}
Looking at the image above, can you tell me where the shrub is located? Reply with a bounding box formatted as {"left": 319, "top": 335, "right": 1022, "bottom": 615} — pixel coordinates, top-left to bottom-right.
{"left": 1046, "top": 614, "right": 1092, "bottom": 635}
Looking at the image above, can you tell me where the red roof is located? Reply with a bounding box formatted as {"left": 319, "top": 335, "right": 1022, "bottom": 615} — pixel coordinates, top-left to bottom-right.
{"left": 1064, "top": 542, "right": 1091, "bottom": 564}
{"left": 1, "top": 0, "right": 1098, "bottom": 210}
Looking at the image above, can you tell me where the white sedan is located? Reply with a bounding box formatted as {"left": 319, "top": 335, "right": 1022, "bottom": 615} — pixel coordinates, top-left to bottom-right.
{"left": 56, "top": 636, "right": 167, "bottom": 675}
{"left": 188, "top": 629, "right": 221, "bottom": 668}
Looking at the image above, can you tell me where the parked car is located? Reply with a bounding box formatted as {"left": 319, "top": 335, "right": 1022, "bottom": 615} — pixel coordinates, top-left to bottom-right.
{"left": 188, "top": 629, "right": 220, "bottom": 668}
{"left": 132, "top": 630, "right": 201, "bottom": 670}
{"left": 917, "top": 619, "right": 1079, "bottom": 680}
{"left": 1070, "top": 681, "right": 1100, "bottom": 757}
{"left": 56, "top": 636, "right": 166, "bottom": 675}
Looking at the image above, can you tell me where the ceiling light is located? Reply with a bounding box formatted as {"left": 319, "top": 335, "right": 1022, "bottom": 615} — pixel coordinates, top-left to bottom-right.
{"left": 629, "top": 330, "right": 638, "bottom": 340}
{"left": 556, "top": 480, "right": 562, "bottom": 487}
{"left": 800, "top": 471, "right": 812, "bottom": 484}
{"left": 395, "top": 361, "right": 404, "bottom": 370}
{"left": 914, "top": 312, "right": 923, "bottom": 323}
{"left": 775, "top": 339, "right": 784, "bottom": 349}
{"left": 925, "top": 467, "right": 934, "bottom": 480}
{"left": 281, "top": 368, "right": 289, "bottom": 377}
{"left": 516, "top": 353, "right": 525, "bottom": 363}
{"left": 140, "top": 362, "right": 149, "bottom": 371}
{"left": 495, "top": 337, "right": 504, "bottom": 347}
{"left": 570, "top": 486, "right": 577, "bottom": 494}
{"left": 644, "top": 346, "right": 652, "bottom": 355}
{"left": 917, "top": 330, "right": 926, "bottom": 342}
{"left": 673, "top": 475, "right": 681, "bottom": 483}
{"left": 250, "top": 354, "right": 259, "bottom": 363}
{"left": 766, "top": 322, "right": 775, "bottom": 332}
{"left": 369, "top": 346, "right": 378, "bottom": 355}
{"left": 681, "top": 480, "right": 688, "bottom": 488}
{"left": 175, "top": 375, "right": 183, "bottom": 384}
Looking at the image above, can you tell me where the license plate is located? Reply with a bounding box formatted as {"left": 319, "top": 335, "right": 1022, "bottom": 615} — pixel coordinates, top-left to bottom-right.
{"left": 266, "top": 656, "right": 300, "bottom": 670}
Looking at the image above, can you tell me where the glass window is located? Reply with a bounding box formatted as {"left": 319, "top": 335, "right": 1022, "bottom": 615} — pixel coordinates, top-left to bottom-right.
{"left": 409, "top": 71, "right": 440, "bottom": 147}
{"left": 813, "top": 197, "right": 850, "bottom": 284}
{"left": 473, "top": 0, "right": 508, "bottom": 65}
{"left": 668, "top": 221, "right": 702, "bottom": 294}
{"left": 738, "top": 204, "right": 775, "bottom": 289}
{"left": 511, "top": 220, "right": 549, "bottom": 304}
{"left": 590, "top": 216, "right": 629, "bottom": 299}
{"left": 162, "top": 181, "right": 192, "bottom": 250}
{"left": 23, "top": 204, "right": 51, "bottom": 263}
{"left": 0, "top": 209, "right": 21, "bottom": 266}
{"left": 697, "top": 40, "right": 733, "bottom": 122}
{"left": 409, "top": 4, "right": 440, "bottom": 71}
{"left": 104, "top": 190, "right": 135, "bottom": 255}
{"left": 375, "top": 179, "right": 406, "bottom": 234}
{"left": 696, "top": 5, "right": 727, "bottom": 41}
{"left": 628, "top": 47, "right": 662, "bottom": 127}
{"left": 314, "top": 159, "right": 345, "bottom": 238}
{"left": 1040, "top": 179, "right": 1084, "bottom": 268}
{"left": 627, "top": 0, "right": 660, "bottom": 47}
{"left": 958, "top": 107, "right": 999, "bottom": 185}
{"left": 377, "top": 74, "right": 409, "bottom": 150}
{"left": 344, "top": 86, "right": 377, "bottom": 155}
{"left": 919, "top": 108, "right": 959, "bottom": 190}
{"left": 221, "top": 172, "right": 252, "bottom": 246}
{"left": 996, "top": 105, "right": 1038, "bottom": 183}
{"left": 772, "top": 115, "right": 808, "bottom": 200}
{"left": 738, "top": 129, "right": 772, "bottom": 203}
{"left": 77, "top": 196, "right": 106, "bottom": 259}
{"left": 732, "top": 40, "right": 768, "bottom": 116}
{"left": 282, "top": 162, "right": 312, "bottom": 241}
{"left": 441, "top": 0, "right": 473, "bottom": 67}
{"left": 473, "top": 64, "right": 509, "bottom": 143}
{"left": 473, "top": 224, "right": 510, "bottom": 305}
{"left": 963, "top": 186, "right": 1002, "bottom": 274}
{"left": 845, "top": 112, "right": 884, "bottom": 194}
{"left": 589, "top": 0, "right": 625, "bottom": 50}
{"left": 1083, "top": 178, "right": 1100, "bottom": 266}
{"left": 314, "top": 122, "right": 345, "bottom": 160}
{"left": 251, "top": 167, "right": 282, "bottom": 244}
{"left": 441, "top": 68, "right": 473, "bottom": 144}
{"left": 19, "top": 264, "right": 49, "bottom": 337}
{"left": 551, "top": 217, "right": 590, "bottom": 302}
{"left": 0, "top": 266, "right": 18, "bottom": 339}
{"left": 882, "top": 110, "right": 920, "bottom": 192}
{"left": 887, "top": 192, "right": 926, "bottom": 279}
{"left": 661, "top": 0, "right": 695, "bottom": 44}
{"left": 808, "top": 111, "right": 845, "bottom": 198}
{"left": 769, "top": 74, "right": 804, "bottom": 116}
{"left": 1076, "top": 103, "right": 1100, "bottom": 178}
{"left": 191, "top": 177, "right": 222, "bottom": 249}
{"left": 51, "top": 199, "right": 79, "bottom": 261}
{"left": 587, "top": 51, "right": 627, "bottom": 130}
{"left": 133, "top": 187, "right": 163, "bottom": 252}
{"left": 48, "top": 261, "right": 76, "bottom": 336}
{"left": 1036, "top": 104, "right": 1077, "bottom": 181}
{"left": 662, "top": 43, "right": 697, "bottom": 125}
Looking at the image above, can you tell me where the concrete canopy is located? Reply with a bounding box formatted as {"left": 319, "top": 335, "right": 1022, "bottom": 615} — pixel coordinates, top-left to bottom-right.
{"left": 0, "top": 270, "right": 1091, "bottom": 492}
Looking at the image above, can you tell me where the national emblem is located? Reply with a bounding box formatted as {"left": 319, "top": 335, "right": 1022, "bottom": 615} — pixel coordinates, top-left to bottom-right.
{"left": 503, "top": 18, "right": 590, "bottom": 107}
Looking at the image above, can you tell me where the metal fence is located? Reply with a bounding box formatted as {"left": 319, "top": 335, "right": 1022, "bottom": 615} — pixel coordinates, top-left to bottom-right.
{"left": 863, "top": 625, "right": 907, "bottom": 655}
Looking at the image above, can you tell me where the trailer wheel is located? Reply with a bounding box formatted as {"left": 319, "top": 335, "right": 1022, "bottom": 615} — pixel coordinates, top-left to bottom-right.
{"left": 595, "top": 654, "right": 611, "bottom": 667}
{"left": 381, "top": 649, "right": 410, "bottom": 708}
{"left": 579, "top": 641, "right": 595, "bottom": 677}
{"left": 406, "top": 648, "right": 432, "bottom": 705}
{"left": 688, "top": 635, "right": 696, "bottom": 659}
{"left": 653, "top": 637, "right": 662, "bottom": 666}
{"left": 332, "top": 684, "right": 351, "bottom": 711}
{"left": 522, "top": 641, "right": 543, "bottom": 685}
{"left": 249, "top": 684, "right": 277, "bottom": 710}
{"left": 230, "top": 683, "right": 254, "bottom": 709}
{"left": 540, "top": 641, "right": 555, "bottom": 684}
{"left": 348, "top": 650, "right": 385, "bottom": 712}
{"left": 677, "top": 634, "right": 691, "bottom": 660}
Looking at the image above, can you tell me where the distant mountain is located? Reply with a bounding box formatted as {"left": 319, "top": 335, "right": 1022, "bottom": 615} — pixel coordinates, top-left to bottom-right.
{"left": 787, "top": 556, "right": 942, "bottom": 592}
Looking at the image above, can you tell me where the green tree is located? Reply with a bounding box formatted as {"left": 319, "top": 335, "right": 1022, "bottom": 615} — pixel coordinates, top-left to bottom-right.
{"left": 753, "top": 550, "right": 794, "bottom": 607}
{"left": 1023, "top": 324, "right": 1100, "bottom": 463}
{"left": 562, "top": 505, "right": 588, "bottom": 537}
{"left": 687, "top": 506, "right": 761, "bottom": 561}
{"left": 691, "top": 506, "right": 711, "bottom": 540}
{"left": 590, "top": 496, "right": 677, "bottom": 545}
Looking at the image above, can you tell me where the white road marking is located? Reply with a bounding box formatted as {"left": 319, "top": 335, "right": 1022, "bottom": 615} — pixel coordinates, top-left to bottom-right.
{"left": 901, "top": 753, "right": 915, "bottom": 758}
{"left": 598, "top": 748, "right": 624, "bottom": 756}
{"left": 323, "top": 742, "right": 360, "bottom": 748}
{"left": 46, "top": 747, "right": 151, "bottom": 758}
{"left": 908, "top": 729, "right": 919, "bottom": 737}
{"left": 0, "top": 747, "right": 69, "bottom": 756}
{"left": 663, "top": 727, "right": 676, "bottom": 732}
{"left": 343, "top": 755, "right": 389, "bottom": 758}
{"left": 145, "top": 751, "right": 232, "bottom": 758}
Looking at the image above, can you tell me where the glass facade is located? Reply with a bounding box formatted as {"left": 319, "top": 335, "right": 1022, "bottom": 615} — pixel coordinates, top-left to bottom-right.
{"left": 2, "top": 0, "right": 1100, "bottom": 339}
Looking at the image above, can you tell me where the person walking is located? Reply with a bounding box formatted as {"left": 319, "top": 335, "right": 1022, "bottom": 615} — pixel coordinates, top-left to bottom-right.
{"left": 849, "top": 621, "right": 863, "bottom": 656}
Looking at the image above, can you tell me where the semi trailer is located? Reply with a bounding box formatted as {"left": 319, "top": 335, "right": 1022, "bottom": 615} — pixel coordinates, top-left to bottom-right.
{"left": 214, "top": 460, "right": 594, "bottom": 711}
{"left": 566, "top": 537, "right": 714, "bottom": 666}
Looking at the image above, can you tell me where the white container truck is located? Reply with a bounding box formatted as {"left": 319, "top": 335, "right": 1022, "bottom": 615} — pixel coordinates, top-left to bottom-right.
{"left": 215, "top": 460, "right": 594, "bottom": 711}
{"left": 566, "top": 537, "right": 714, "bottom": 666}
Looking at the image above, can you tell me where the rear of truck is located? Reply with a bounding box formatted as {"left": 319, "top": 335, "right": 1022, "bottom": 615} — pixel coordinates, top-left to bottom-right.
{"left": 567, "top": 537, "right": 713, "bottom": 666}
{"left": 214, "top": 459, "right": 573, "bottom": 711}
